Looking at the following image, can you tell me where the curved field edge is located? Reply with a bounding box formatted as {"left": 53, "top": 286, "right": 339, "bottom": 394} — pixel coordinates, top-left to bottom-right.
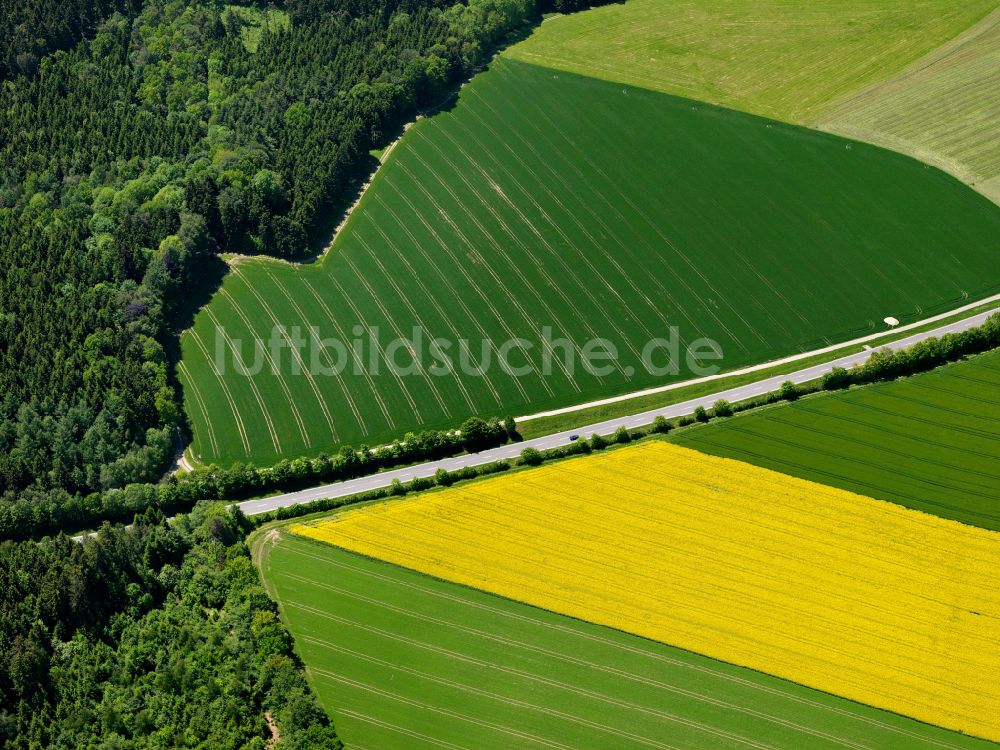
{"left": 504, "top": 0, "right": 998, "bottom": 124}
{"left": 179, "top": 57, "right": 1000, "bottom": 466}
{"left": 819, "top": 6, "right": 1000, "bottom": 206}
{"left": 256, "top": 530, "right": 994, "bottom": 749}
{"left": 670, "top": 348, "right": 1000, "bottom": 530}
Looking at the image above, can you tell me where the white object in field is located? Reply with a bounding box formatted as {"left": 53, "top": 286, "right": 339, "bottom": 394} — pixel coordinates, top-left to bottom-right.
{"left": 884, "top": 316, "right": 900, "bottom": 327}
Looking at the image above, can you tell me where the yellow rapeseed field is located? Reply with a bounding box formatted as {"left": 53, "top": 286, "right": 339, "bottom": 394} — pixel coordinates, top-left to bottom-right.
{"left": 293, "top": 441, "right": 1000, "bottom": 741}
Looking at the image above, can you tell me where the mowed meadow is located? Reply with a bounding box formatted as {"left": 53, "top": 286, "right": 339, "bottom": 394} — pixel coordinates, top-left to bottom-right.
{"left": 294, "top": 441, "right": 1000, "bottom": 741}
{"left": 179, "top": 58, "right": 1000, "bottom": 465}
{"left": 261, "top": 533, "right": 995, "bottom": 750}
{"left": 672, "top": 348, "right": 1000, "bottom": 530}
{"left": 507, "top": 0, "right": 997, "bottom": 123}
{"left": 821, "top": 7, "right": 1000, "bottom": 204}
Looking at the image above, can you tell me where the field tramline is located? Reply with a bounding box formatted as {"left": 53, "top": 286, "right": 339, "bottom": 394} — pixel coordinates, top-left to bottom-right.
{"left": 262, "top": 533, "right": 994, "bottom": 749}
{"left": 293, "top": 441, "right": 1000, "bottom": 742}
{"left": 180, "top": 58, "right": 1000, "bottom": 466}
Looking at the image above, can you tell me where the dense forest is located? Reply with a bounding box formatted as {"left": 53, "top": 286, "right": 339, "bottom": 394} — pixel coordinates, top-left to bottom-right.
{"left": 0, "top": 0, "right": 143, "bottom": 79}
{"left": 0, "top": 0, "right": 547, "bottom": 533}
{"left": 0, "top": 503, "right": 341, "bottom": 748}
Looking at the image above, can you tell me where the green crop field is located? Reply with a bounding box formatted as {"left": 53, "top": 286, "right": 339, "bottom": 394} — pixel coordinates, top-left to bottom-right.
{"left": 820, "top": 8, "right": 1000, "bottom": 205}
{"left": 672, "top": 349, "right": 1000, "bottom": 530}
{"left": 507, "top": 0, "right": 997, "bottom": 123}
{"left": 179, "top": 58, "right": 1000, "bottom": 466}
{"left": 259, "top": 532, "right": 992, "bottom": 750}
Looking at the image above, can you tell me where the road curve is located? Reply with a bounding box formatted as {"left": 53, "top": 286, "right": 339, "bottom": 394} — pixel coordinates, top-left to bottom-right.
{"left": 237, "top": 307, "right": 998, "bottom": 517}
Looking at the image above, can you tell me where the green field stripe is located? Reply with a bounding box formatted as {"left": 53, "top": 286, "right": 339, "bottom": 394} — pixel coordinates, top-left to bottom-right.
{"left": 278, "top": 538, "right": 990, "bottom": 736}
{"left": 281, "top": 578, "right": 870, "bottom": 750}
{"left": 340, "top": 484, "right": 998, "bottom": 699}
{"left": 265, "top": 537, "right": 991, "bottom": 749}
{"left": 249, "top": 267, "right": 375, "bottom": 441}
{"left": 178, "top": 334, "right": 245, "bottom": 462}
{"left": 432, "top": 118, "right": 664, "bottom": 360}
{"left": 182, "top": 58, "right": 1000, "bottom": 465}
{"left": 214, "top": 281, "right": 312, "bottom": 444}
{"left": 333, "top": 707, "right": 467, "bottom": 750}
{"left": 672, "top": 350, "right": 1000, "bottom": 529}
{"left": 347, "top": 231, "right": 481, "bottom": 414}
{"left": 300, "top": 634, "right": 720, "bottom": 750}
{"left": 207, "top": 283, "right": 313, "bottom": 459}
{"left": 675, "top": 426, "right": 1000, "bottom": 527}
{"left": 413, "top": 125, "right": 640, "bottom": 377}
{"left": 369, "top": 175, "right": 549, "bottom": 402}
{"left": 453, "top": 87, "right": 694, "bottom": 340}
{"left": 320, "top": 263, "right": 431, "bottom": 427}
{"left": 358, "top": 198, "right": 510, "bottom": 408}
{"left": 781, "top": 397, "right": 1000, "bottom": 470}
{"left": 267, "top": 275, "right": 369, "bottom": 436}
{"left": 176, "top": 360, "right": 217, "bottom": 457}
{"left": 185, "top": 327, "right": 252, "bottom": 457}
{"left": 232, "top": 267, "right": 339, "bottom": 443}
{"left": 312, "top": 673, "right": 566, "bottom": 750}
{"left": 735, "top": 411, "right": 1000, "bottom": 492}
{"left": 299, "top": 274, "right": 402, "bottom": 432}
{"left": 398, "top": 143, "right": 597, "bottom": 390}
{"left": 481, "top": 68, "right": 763, "bottom": 353}
{"left": 280, "top": 566, "right": 816, "bottom": 748}
{"left": 201, "top": 305, "right": 282, "bottom": 454}
{"left": 335, "top": 251, "right": 455, "bottom": 420}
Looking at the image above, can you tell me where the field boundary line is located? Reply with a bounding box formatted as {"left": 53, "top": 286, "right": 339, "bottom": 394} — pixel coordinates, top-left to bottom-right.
{"left": 336, "top": 709, "right": 467, "bottom": 750}
{"left": 515, "top": 296, "right": 1000, "bottom": 422}
{"left": 309, "top": 667, "right": 577, "bottom": 750}
{"left": 282, "top": 572, "right": 871, "bottom": 750}
{"left": 302, "top": 636, "right": 688, "bottom": 750}
{"left": 278, "top": 540, "right": 966, "bottom": 749}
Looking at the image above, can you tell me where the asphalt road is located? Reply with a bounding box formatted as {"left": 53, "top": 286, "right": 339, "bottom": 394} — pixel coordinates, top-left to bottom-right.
{"left": 237, "top": 307, "right": 997, "bottom": 517}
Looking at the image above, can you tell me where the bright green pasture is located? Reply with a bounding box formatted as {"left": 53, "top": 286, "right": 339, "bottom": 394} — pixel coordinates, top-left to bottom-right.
{"left": 821, "top": 8, "right": 1000, "bottom": 205}
{"left": 260, "top": 533, "right": 993, "bottom": 749}
{"left": 672, "top": 350, "right": 1000, "bottom": 530}
{"left": 507, "top": 0, "right": 997, "bottom": 123}
{"left": 179, "top": 58, "right": 1000, "bottom": 466}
